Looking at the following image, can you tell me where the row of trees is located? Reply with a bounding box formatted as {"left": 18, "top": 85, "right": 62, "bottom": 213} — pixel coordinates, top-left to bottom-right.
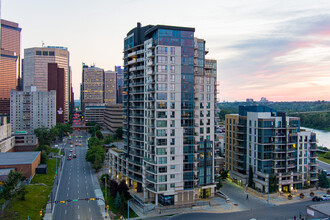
{"left": 86, "top": 125, "right": 123, "bottom": 172}
{"left": 0, "top": 171, "right": 27, "bottom": 201}
{"left": 100, "top": 174, "right": 130, "bottom": 215}
{"left": 34, "top": 123, "right": 73, "bottom": 146}
{"left": 292, "top": 112, "right": 330, "bottom": 131}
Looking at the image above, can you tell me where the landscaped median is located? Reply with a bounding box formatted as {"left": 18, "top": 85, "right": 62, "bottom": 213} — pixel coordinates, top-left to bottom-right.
{"left": 317, "top": 152, "right": 330, "bottom": 164}
{"left": 2, "top": 158, "right": 59, "bottom": 220}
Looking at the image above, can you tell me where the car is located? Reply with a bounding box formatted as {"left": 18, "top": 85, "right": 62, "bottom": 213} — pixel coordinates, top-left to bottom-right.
{"left": 321, "top": 195, "right": 330, "bottom": 201}
{"left": 73, "top": 154, "right": 77, "bottom": 158}
{"left": 69, "top": 154, "right": 72, "bottom": 157}
{"left": 79, "top": 140, "right": 82, "bottom": 143}
{"left": 75, "top": 143, "right": 78, "bottom": 146}
{"left": 70, "top": 142, "right": 73, "bottom": 144}
{"left": 69, "top": 149, "right": 73, "bottom": 152}
{"left": 79, "top": 144, "right": 82, "bottom": 146}
{"left": 67, "top": 157, "right": 71, "bottom": 160}
{"left": 70, "top": 145, "right": 73, "bottom": 148}
{"left": 312, "top": 196, "right": 322, "bottom": 201}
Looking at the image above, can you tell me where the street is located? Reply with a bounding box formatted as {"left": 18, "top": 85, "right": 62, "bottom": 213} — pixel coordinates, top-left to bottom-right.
{"left": 52, "top": 130, "right": 103, "bottom": 220}
{"left": 317, "top": 159, "right": 330, "bottom": 172}
{"left": 169, "top": 200, "right": 317, "bottom": 220}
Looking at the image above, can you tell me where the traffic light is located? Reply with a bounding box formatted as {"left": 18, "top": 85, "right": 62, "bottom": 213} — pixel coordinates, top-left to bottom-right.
{"left": 107, "top": 205, "right": 109, "bottom": 210}
{"left": 40, "top": 211, "right": 42, "bottom": 216}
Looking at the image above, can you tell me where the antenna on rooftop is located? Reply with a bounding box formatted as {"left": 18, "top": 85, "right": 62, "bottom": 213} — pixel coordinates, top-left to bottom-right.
{"left": 42, "top": 41, "right": 45, "bottom": 47}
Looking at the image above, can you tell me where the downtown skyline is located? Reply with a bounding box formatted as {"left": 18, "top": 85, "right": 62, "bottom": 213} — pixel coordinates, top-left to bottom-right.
{"left": 2, "top": 0, "right": 330, "bottom": 102}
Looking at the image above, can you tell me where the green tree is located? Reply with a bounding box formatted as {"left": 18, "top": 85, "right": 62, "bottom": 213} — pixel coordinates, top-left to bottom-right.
{"left": 269, "top": 175, "right": 278, "bottom": 193}
{"left": 110, "top": 180, "right": 119, "bottom": 198}
{"left": 216, "top": 177, "right": 223, "bottom": 190}
{"left": 118, "top": 180, "right": 130, "bottom": 199}
{"left": 220, "top": 170, "right": 229, "bottom": 180}
{"left": 16, "top": 184, "right": 27, "bottom": 200}
{"left": 324, "top": 151, "right": 330, "bottom": 159}
{"left": 319, "top": 171, "right": 330, "bottom": 188}
{"left": 0, "top": 171, "right": 24, "bottom": 200}
{"left": 114, "top": 192, "right": 122, "bottom": 210}
{"left": 120, "top": 193, "right": 127, "bottom": 214}
{"left": 96, "top": 130, "right": 104, "bottom": 140}
{"left": 104, "top": 135, "right": 115, "bottom": 145}
{"left": 248, "top": 166, "right": 254, "bottom": 188}
{"left": 115, "top": 127, "right": 123, "bottom": 140}
{"left": 40, "top": 151, "right": 48, "bottom": 164}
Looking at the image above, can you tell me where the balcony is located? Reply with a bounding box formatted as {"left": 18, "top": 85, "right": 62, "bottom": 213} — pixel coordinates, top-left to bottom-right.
{"left": 127, "top": 51, "right": 137, "bottom": 58}
{"left": 146, "top": 176, "right": 157, "bottom": 183}
{"left": 146, "top": 185, "right": 157, "bottom": 193}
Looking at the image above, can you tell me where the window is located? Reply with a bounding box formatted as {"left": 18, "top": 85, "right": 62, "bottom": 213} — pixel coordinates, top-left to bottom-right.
{"left": 157, "top": 47, "right": 167, "bottom": 54}
{"left": 49, "top": 51, "right": 55, "bottom": 56}
{"left": 157, "top": 148, "right": 166, "bottom": 155}
{"left": 170, "top": 174, "right": 175, "bottom": 179}
{"left": 157, "top": 102, "right": 167, "bottom": 109}
{"left": 170, "top": 129, "right": 175, "bottom": 136}
{"left": 207, "top": 85, "right": 210, "bottom": 92}
{"left": 157, "top": 65, "right": 167, "bottom": 72}
{"left": 157, "top": 111, "right": 167, "bottom": 118}
{"left": 170, "top": 47, "right": 175, "bottom": 55}
{"left": 200, "top": 127, "right": 204, "bottom": 134}
{"left": 170, "top": 147, "right": 175, "bottom": 154}
{"left": 157, "top": 83, "right": 167, "bottom": 91}
{"left": 206, "top": 77, "right": 210, "bottom": 84}
{"left": 159, "top": 184, "right": 167, "bottom": 191}
{"left": 159, "top": 175, "right": 167, "bottom": 182}
{"left": 156, "top": 120, "right": 167, "bottom": 127}
{"left": 200, "top": 94, "right": 204, "bottom": 101}
{"left": 43, "top": 51, "right": 48, "bottom": 56}
{"left": 170, "top": 56, "right": 175, "bottom": 63}
{"left": 170, "top": 84, "right": 175, "bottom": 91}
{"left": 170, "top": 102, "right": 175, "bottom": 109}
{"left": 170, "top": 120, "right": 175, "bottom": 127}
{"left": 170, "top": 93, "right": 175, "bottom": 100}
{"left": 200, "top": 85, "right": 204, "bottom": 92}
{"left": 159, "top": 166, "right": 167, "bottom": 173}
{"left": 207, "top": 127, "right": 210, "bottom": 133}
{"left": 170, "top": 138, "right": 175, "bottom": 145}
{"left": 159, "top": 157, "right": 167, "bottom": 164}
{"left": 170, "top": 111, "right": 175, "bottom": 118}
{"left": 156, "top": 129, "right": 167, "bottom": 136}
{"left": 207, "top": 94, "right": 210, "bottom": 101}
{"left": 169, "top": 74, "right": 175, "bottom": 82}
{"left": 171, "top": 156, "right": 175, "bottom": 161}
{"left": 170, "top": 65, "right": 175, "bottom": 73}
{"left": 36, "top": 51, "right": 42, "bottom": 55}
{"left": 157, "top": 93, "right": 167, "bottom": 100}
{"left": 157, "top": 74, "right": 167, "bottom": 82}
{"left": 157, "top": 139, "right": 167, "bottom": 146}
{"left": 157, "top": 56, "right": 168, "bottom": 63}
{"left": 171, "top": 165, "right": 175, "bottom": 169}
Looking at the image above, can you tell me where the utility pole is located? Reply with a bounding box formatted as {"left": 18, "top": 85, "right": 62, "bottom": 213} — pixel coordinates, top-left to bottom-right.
{"left": 127, "top": 200, "right": 130, "bottom": 220}
{"left": 105, "top": 176, "right": 107, "bottom": 218}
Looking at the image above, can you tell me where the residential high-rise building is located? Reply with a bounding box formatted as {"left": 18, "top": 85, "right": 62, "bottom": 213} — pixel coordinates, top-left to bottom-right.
{"left": 81, "top": 65, "right": 104, "bottom": 112}
{"left": 48, "top": 63, "right": 65, "bottom": 123}
{"left": 108, "top": 23, "right": 216, "bottom": 206}
{"left": 0, "top": 19, "right": 21, "bottom": 115}
{"left": 115, "top": 66, "right": 124, "bottom": 104}
{"left": 10, "top": 86, "right": 56, "bottom": 133}
{"left": 0, "top": 116, "right": 15, "bottom": 152}
{"left": 225, "top": 106, "right": 318, "bottom": 193}
{"left": 104, "top": 70, "right": 117, "bottom": 105}
{"left": 23, "top": 46, "right": 70, "bottom": 121}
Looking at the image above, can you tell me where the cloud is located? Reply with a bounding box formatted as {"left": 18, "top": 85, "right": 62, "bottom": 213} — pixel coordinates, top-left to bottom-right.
{"left": 218, "top": 13, "right": 330, "bottom": 101}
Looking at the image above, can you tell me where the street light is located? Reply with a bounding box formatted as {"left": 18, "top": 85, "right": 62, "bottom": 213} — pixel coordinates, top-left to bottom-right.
{"left": 104, "top": 176, "right": 108, "bottom": 218}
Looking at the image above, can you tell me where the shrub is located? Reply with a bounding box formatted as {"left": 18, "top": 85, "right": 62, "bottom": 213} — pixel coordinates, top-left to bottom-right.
{"left": 310, "top": 192, "right": 314, "bottom": 197}
{"left": 288, "top": 194, "right": 292, "bottom": 200}
{"left": 300, "top": 193, "right": 304, "bottom": 199}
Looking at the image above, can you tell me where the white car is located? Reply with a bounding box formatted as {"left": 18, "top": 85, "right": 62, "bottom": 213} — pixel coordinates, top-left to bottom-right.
{"left": 321, "top": 195, "right": 330, "bottom": 201}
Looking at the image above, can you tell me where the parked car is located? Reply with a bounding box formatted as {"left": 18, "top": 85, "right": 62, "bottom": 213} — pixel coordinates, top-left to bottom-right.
{"left": 312, "top": 196, "right": 322, "bottom": 201}
{"left": 321, "top": 195, "right": 330, "bottom": 201}
{"left": 73, "top": 154, "right": 77, "bottom": 158}
{"left": 67, "top": 157, "right": 71, "bottom": 160}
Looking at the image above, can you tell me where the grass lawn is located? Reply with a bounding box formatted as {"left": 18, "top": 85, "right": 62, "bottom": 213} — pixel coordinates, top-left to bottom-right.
{"left": 2, "top": 158, "right": 59, "bottom": 219}
{"left": 317, "top": 152, "right": 330, "bottom": 164}
{"left": 30, "top": 158, "right": 59, "bottom": 186}
{"left": 100, "top": 183, "right": 138, "bottom": 219}
{"left": 9, "top": 185, "right": 51, "bottom": 220}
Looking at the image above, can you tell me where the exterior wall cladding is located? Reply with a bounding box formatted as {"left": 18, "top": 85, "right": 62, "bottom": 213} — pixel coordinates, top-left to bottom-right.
{"left": 109, "top": 23, "right": 216, "bottom": 206}
{"left": 225, "top": 106, "right": 318, "bottom": 193}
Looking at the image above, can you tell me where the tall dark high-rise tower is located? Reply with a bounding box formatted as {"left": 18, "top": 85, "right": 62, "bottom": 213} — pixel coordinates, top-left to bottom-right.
{"left": 108, "top": 23, "right": 217, "bottom": 206}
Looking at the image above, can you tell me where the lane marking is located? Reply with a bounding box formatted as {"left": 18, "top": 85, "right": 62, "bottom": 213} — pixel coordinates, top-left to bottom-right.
{"left": 67, "top": 193, "right": 69, "bottom": 197}
{"left": 89, "top": 208, "right": 91, "bottom": 212}
{"left": 78, "top": 215, "right": 80, "bottom": 219}
{"left": 65, "top": 209, "right": 67, "bottom": 214}
{"left": 78, "top": 205, "right": 79, "bottom": 209}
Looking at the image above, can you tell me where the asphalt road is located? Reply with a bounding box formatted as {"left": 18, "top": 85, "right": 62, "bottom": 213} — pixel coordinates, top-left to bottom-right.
{"left": 169, "top": 200, "right": 324, "bottom": 220}
{"left": 317, "top": 159, "right": 330, "bottom": 172}
{"left": 53, "top": 130, "right": 103, "bottom": 220}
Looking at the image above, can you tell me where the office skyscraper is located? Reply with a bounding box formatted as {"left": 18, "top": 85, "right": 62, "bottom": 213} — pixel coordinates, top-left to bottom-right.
{"left": 104, "top": 70, "right": 117, "bottom": 105}
{"left": 23, "top": 46, "right": 70, "bottom": 121}
{"left": 0, "top": 19, "right": 21, "bottom": 115}
{"left": 115, "top": 66, "right": 124, "bottom": 103}
{"left": 108, "top": 23, "right": 216, "bottom": 206}
{"left": 225, "top": 106, "right": 318, "bottom": 193}
{"left": 81, "top": 65, "right": 104, "bottom": 112}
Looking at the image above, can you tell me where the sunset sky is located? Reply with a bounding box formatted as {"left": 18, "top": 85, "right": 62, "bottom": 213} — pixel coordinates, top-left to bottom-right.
{"left": 2, "top": 0, "right": 330, "bottom": 102}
